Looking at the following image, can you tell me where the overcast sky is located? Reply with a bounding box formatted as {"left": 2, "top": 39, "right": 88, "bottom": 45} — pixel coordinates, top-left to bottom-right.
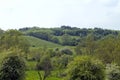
{"left": 0, "top": 0, "right": 120, "bottom": 30}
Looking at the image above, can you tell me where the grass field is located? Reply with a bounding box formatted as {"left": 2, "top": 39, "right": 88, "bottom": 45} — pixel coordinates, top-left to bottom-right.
{"left": 0, "top": 52, "right": 62, "bottom": 80}
{"left": 25, "top": 71, "right": 62, "bottom": 80}
{"left": 24, "top": 36, "right": 62, "bottom": 48}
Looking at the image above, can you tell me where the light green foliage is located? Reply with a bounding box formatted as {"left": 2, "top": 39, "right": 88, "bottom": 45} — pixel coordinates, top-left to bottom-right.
{"left": 0, "top": 30, "right": 22, "bottom": 50}
{"left": 26, "top": 61, "right": 37, "bottom": 70}
{"left": 29, "top": 48, "right": 43, "bottom": 61}
{"left": 85, "top": 34, "right": 96, "bottom": 54}
{"left": 25, "top": 71, "right": 40, "bottom": 80}
{"left": 0, "top": 30, "right": 30, "bottom": 56}
{"left": 95, "top": 35, "right": 120, "bottom": 64}
{"left": 67, "top": 56, "right": 105, "bottom": 80}
{"left": 0, "top": 51, "right": 10, "bottom": 64}
{"left": 106, "top": 63, "right": 120, "bottom": 80}
{"left": 75, "top": 34, "right": 97, "bottom": 55}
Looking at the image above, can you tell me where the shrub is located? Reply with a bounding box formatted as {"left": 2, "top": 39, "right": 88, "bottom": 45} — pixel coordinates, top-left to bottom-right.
{"left": 0, "top": 55, "right": 25, "bottom": 80}
{"left": 106, "top": 63, "right": 120, "bottom": 80}
{"left": 60, "top": 48, "right": 73, "bottom": 55}
{"left": 36, "top": 55, "right": 52, "bottom": 79}
{"left": 66, "top": 56, "right": 105, "bottom": 80}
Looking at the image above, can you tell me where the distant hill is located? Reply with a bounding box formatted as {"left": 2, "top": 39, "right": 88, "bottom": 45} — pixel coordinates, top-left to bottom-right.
{"left": 19, "top": 26, "right": 119, "bottom": 46}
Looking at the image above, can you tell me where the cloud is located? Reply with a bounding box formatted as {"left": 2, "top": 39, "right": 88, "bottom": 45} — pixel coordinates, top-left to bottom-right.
{"left": 98, "top": 0, "right": 119, "bottom": 7}
{"left": 0, "top": 0, "right": 120, "bottom": 30}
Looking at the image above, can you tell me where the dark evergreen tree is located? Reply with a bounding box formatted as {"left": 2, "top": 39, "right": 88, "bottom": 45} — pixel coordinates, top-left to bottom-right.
{"left": 0, "top": 55, "right": 26, "bottom": 80}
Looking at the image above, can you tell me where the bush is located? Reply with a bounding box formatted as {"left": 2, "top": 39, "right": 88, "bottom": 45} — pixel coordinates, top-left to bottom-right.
{"left": 106, "top": 63, "right": 120, "bottom": 80}
{"left": 66, "top": 56, "right": 105, "bottom": 80}
{"left": 60, "top": 48, "right": 73, "bottom": 55}
{"left": 0, "top": 55, "right": 26, "bottom": 80}
{"left": 36, "top": 55, "right": 52, "bottom": 79}
{"left": 51, "top": 55, "right": 73, "bottom": 70}
{"left": 36, "top": 55, "right": 52, "bottom": 70}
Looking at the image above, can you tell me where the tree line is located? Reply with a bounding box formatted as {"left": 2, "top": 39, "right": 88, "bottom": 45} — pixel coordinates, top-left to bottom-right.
{"left": 19, "top": 26, "right": 119, "bottom": 46}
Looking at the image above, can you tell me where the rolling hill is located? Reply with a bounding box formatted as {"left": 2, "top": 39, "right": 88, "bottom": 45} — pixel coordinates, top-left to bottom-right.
{"left": 24, "top": 36, "right": 62, "bottom": 48}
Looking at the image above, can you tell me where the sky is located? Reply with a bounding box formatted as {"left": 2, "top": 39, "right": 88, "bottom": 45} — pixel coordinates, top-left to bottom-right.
{"left": 0, "top": 0, "right": 120, "bottom": 30}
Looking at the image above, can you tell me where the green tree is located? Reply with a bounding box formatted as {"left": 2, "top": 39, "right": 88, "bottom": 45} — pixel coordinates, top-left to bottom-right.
{"left": 61, "top": 34, "right": 71, "bottom": 45}
{"left": 0, "top": 28, "right": 4, "bottom": 36}
{"left": 106, "top": 63, "right": 120, "bottom": 80}
{"left": 0, "top": 30, "right": 30, "bottom": 58}
{"left": 85, "top": 34, "right": 96, "bottom": 54}
{"left": 51, "top": 37, "right": 59, "bottom": 44}
{"left": 36, "top": 55, "right": 52, "bottom": 80}
{"left": 75, "top": 43, "right": 83, "bottom": 55}
{"left": 66, "top": 56, "right": 105, "bottom": 80}
{"left": 0, "top": 30, "right": 21, "bottom": 50}
{"left": 0, "top": 55, "right": 26, "bottom": 80}
{"left": 95, "top": 35, "right": 120, "bottom": 64}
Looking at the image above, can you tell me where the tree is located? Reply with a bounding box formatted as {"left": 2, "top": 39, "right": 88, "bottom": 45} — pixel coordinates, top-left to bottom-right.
{"left": 0, "top": 55, "right": 26, "bottom": 80}
{"left": 51, "top": 37, "right": 59, "bottom": 44}
{"left": 18, "top": 37, "right": 30, "bottom": 59}
{"left": 61, "top": 34, "right": 71, "bottom": 45}
{"left": 106, "top": 63, "right": 120, "bottom": 80}
{"left": 0, "top": 28, "right": 4, "bottom": 36}
{"left": 85, "top": 34, "right": 96, "bottom": 54}
{"left": 0, "top": 30, "right": 22, "bottom": 50}
{"left": 61, "top": 34, "right": 76, "bottom": 46}
{"left": 95, "top": 35, "right": 120, "bottom": 64}
{"left": 36, "top": 55, "right": 52, "bottom": 80}
{"left": 0, "top": 30, "right": 30, "bottom": 59}
{"left": 57, "top": 55, "right": 73, "bottom": 77}
{"left": 66, "top": 56, "right": 105, "bottom": 80}
{"left": 53, "top": 55, "right": 73, "bottom": 69}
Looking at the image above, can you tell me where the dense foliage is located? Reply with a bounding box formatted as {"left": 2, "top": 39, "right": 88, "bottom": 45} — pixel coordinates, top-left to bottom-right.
{"left": 0, "top": 26, "right": 120, "bottom": 80}
{"left": 19, "top": 26, "right": 118, "bottom": 46}
{"left": 36, "top": 55, "right": 52, "bottom": 80}
{"left": 106, "top": 63, "right": 120, "bottom": 80}
{"left": 67, "top": 56, "right": 105, "bottom": 80}
{"left": 0, "top": 55, "right": 25, "bottom": 80}
{"left": 0, "top": 30, "right": 30, "bottom": 59}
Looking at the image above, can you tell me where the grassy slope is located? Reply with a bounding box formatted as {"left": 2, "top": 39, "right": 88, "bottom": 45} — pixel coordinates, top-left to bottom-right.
{"left": 23, "top": 36, "right": 68, "bottom": 80}
{"left": 0, "top": 36, "right": 71, "bottom": 80}
{"left": 25, "top": 71, "right": 62, "bottom": 80}
{"left": 24, "top": 36, "right": 62, "bottom": 48}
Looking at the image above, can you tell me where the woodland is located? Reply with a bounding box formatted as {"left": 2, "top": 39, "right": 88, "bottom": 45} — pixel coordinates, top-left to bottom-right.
{"left": 0, "top": 26, "right": 120, "bottom": 80}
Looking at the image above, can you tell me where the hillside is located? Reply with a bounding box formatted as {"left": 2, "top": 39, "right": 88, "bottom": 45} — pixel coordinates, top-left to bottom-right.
{"left": 1, "top": 28, "right": 120, "bottom": 80}
{"left": 19, "top": 26, "right": 119, "bottom": 46}
{"left": 24, "top": 36, "right": 62, "bottom": 48}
